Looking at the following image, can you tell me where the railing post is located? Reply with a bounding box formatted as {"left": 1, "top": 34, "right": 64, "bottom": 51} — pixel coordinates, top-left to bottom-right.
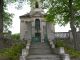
{"left": 62, "top": 54, "right": 70, "bottom": 60}
{"left": 59, "top": 47, "right": 70, "bottom": 60}
{"left": 20, "top": 40, "right": 31, "bottom": 60}
{"left": 49, "top": 40, "right": 55, "bottom": 48}
{"left": 20, "top": 56, "right": 26, "bottom": 60}
{"left": 59, "top": 47, "right": 65, "bottom": 54}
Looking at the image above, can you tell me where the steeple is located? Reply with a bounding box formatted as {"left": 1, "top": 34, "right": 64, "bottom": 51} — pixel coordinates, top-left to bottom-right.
{"left": 30, "top": 0, "right": 44, "bottom": 14}
{"left": 31, "top": 0, "right": 42, "bottom": 9}
{"left": 35, "top": 1, "right": 39, "bottom": 8}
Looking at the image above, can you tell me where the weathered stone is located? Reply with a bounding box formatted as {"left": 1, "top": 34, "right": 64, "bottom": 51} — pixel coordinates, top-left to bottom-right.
{"left": 20, "top": 0, "right": 55, "bottom": 42}
{"left": 20, "top": 56, "right": 26, "bottom": 60}
{"left": 22, "top": 49, "right": 27, "bottom": 56}
{"left": 59, "top": 47, "right": 65, "bottom": 54}
{"left": 62, "top": 54, "right": 70, "bottom": 60}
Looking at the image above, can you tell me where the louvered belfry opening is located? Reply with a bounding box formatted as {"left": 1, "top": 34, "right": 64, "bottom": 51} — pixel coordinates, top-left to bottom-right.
{"left": 35, "top": 2, "right": 39, "bottom": 8}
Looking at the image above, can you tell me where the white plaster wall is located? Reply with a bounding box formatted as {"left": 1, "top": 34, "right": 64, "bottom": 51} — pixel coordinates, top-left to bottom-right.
{"left": 26, "top": 22, "right": 32, "bottom": 40}
{"left": 20, "top": 18, "right": 31, "bottom": 40}
{"left": 20, "top": 20, "right": 25, "bottom": 40}
{"left": 20, "top": 16, "right": 55, "bottom": 41}
{"left": 21, "top": 18, "right": 31, "bottom": 22}
{"left": 32, "top": 21, "right": 35, "bottom": 37}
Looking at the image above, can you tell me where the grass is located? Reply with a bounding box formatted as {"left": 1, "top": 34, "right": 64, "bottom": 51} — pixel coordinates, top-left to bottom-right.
{"left": 55, "top": 40, "right": 80, "bottom": 58}
{"left": 0, "top": 43, "right": 25, "bottom": 60}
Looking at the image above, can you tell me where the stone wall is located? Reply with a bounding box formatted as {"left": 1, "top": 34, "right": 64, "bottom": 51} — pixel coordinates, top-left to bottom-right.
{"left": 0, "top": 32, "right": 12, "bottom": 49}
{"left": 53, "top": 31, "right": 80, "bottom": 51}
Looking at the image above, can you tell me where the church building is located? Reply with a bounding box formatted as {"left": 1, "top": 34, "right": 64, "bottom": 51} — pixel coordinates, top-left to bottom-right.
{"left": 20, "top": 0, "right": 55, "bottom": 42}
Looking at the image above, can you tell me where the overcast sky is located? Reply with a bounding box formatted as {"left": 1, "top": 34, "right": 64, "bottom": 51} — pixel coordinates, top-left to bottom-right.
{"left": 7, "top": 3, "right": 71, "bottom": 34}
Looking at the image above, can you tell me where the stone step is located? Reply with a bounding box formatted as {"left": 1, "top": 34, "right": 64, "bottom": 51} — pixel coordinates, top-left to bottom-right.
{"left": 27, "top": 42, "right": 61, "bottom": 60}
{"left": 29, "top": 47, "right": 52, "bottom": 55}
{"left": 29, "top": 43, "right": 52, "bottom": 55}
{"left": 30, "top": 43, "right": 49, "bottom": 46}
{"left": 31, "top": 42, "right": 49, "bottom": 46}
{"left": 30, "top": 44, "right": 49, "bottom": 47}
{"left": 30, "top": 44, "right": 50, "bottom": 49}
{"left": 30, "top": 48, "right": 51, "bottom": 51}
{"left": 26, "top": 55, "right": 60, "bottom": 60}
{"left": 29, "top": 51, "right": 52, "bottom": 55}
{"left": 30, "top": 47, "right": 51, "bottom": 51}
{"left": 30, "top": 45, "right": 50, "bottom": 48}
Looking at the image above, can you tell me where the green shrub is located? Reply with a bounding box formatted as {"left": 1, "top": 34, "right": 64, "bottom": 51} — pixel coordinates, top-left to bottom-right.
{"left": 0, "top": 43, "right": 25, "bottom": 60}
{"left": 55, "top": 40, "right": 80, "bottom": 58}
{"left": 65, "top": 47, "right": 80, "bottom": 58}
{"left": 55, "top": 40, "right": 66, "bottom": 47}
{"left": 12, "top": 33, "right": 20, "bottom": 40}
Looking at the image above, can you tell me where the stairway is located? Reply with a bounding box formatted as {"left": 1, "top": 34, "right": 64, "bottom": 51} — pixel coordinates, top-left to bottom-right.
{"left": 26, "top": 42, "right": 61, "bottom": 60}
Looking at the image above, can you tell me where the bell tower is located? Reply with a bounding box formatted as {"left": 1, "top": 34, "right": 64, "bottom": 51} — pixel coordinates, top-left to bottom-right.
{"left": 30, "top": 0, "right": 44, "bottom": 13}
{"left": 35, "top": 1, "right": 39, "bottom": 8}
{"left": 31, "top": 0, "right": 42, "bottom": 8}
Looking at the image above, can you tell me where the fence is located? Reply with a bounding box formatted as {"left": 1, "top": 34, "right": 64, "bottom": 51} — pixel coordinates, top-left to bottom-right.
{"left": 54, "top": 32, "right": 80, "bottom": 40}
{"left": 53, "top": 32, "right": 80, "bottom": 51}
{"left": 54, "top": 32, "right": 70, "bottom": 39}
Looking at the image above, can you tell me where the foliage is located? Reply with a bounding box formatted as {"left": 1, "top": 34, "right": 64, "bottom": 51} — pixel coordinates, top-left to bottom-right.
{"left": 4, "top": 0, "right": 16, "bottom": 4}
{"left": 55, "top": 40, "right": 66, "bottom": 47}
{"left": 45, "top": 0, "right": 80, "bottom": 26}
{"left": 55, "top": 40, "right": 80, "bottom": 57}
{"left": 3, "top": 11, "right": 13, "bottom": 32}
{"left": 65, "top": 47, "right": 80, "bottom": 58}
{"left": 0, "top": 43, "right": 25, "bottom": 60}
{"left": 3, "top": 0, "right": 46, "bottom": 30}
{"left": 27, "top": 0, "right": 45, "bottom": 4}
{"left": 12, "top": 33, "right": 20, "bottom": 40}
{"left": 3, "top": 0, "right": 13, "bottom": 32}
{"left": 44, "top": 0, "right": 80, "bottom": 49}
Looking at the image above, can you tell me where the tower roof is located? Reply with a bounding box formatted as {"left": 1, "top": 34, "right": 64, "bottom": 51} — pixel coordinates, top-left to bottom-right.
{"left": 20, "top": 0, "right": 46, "bottom": 19}
{"left": 20, "top": 11, "right": 47, "bottom": 18}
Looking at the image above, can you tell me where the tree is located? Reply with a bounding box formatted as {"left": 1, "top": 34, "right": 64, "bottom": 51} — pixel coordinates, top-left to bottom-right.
{"left": 0, "top": 0, "right": 15, "bottom": 41}
{"left": 0, "top": 0, "right": 28, "bottom": 36}
{"left": 1, "top": 0, "right": 15, "bottom": 32}
{"left": 45, "top": 0, "right": 80, "bottom": 49}
{"left": 0, "top": 0, "right": 4, "bottom": 40}
{"left": 3, "top": 11, "right": 13, "bottom": 32}
{"left": 12, "top": 33, "right": 20, "bottom": 40}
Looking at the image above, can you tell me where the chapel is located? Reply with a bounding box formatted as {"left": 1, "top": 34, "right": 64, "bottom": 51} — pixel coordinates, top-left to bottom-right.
{"left": 20, "top": 0, "right": 55, "bottom": 42}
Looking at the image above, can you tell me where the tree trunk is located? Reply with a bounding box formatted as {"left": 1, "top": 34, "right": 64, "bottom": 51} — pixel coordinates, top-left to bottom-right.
{"left": 0, "top": 0, "right": 3, "bottom": 40}
{"left": 70, "top": 21, "right": 77, "bottom": 49}
{"left": 69, "top": 0, "right": 77, "bottom": 49}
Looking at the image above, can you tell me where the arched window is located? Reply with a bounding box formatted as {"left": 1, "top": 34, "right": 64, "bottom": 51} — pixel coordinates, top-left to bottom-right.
{"left": 35, "top": 19, "right": 40, "bottom": 30}
{"left": 35, "top": 2, "right": 39, "bottom": 8}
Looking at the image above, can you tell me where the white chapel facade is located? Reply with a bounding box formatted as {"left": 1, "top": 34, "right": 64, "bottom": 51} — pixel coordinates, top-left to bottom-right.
{"left": 20, "top": 0, "right": 55, "bottom": 42}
